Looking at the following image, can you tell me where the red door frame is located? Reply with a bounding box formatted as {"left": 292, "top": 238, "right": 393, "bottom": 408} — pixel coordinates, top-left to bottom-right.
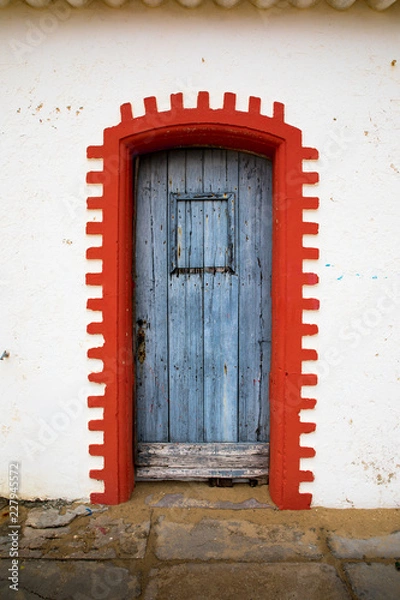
{"left": 85, "top": 92, "right": 319, "bottom": 509}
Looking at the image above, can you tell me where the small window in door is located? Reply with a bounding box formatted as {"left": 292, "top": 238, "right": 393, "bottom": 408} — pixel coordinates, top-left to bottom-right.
{"left": 171, "top": 192, "right": 236, "bottom": 274}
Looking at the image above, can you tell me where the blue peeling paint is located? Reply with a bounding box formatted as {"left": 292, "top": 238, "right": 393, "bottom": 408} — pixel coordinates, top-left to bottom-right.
{"left": 337, "top": 275, "right": 344, "bottom": 281}
{"left": 372, "top": 275, "right": 378, "bottom": 279}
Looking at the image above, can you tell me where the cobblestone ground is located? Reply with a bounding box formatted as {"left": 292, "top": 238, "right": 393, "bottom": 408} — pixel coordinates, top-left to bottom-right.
{"left": 0, "top": 484, "right": 399, "bottom": 599}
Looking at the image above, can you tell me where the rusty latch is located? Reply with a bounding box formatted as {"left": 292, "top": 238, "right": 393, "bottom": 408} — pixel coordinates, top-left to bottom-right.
{"left": 137, "top": 320, "right": 147, "bottom": 364}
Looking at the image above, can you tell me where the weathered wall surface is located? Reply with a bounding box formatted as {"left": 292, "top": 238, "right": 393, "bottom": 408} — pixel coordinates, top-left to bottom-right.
{"left": 0, "top": 0, "right": 399, "bottom": 507}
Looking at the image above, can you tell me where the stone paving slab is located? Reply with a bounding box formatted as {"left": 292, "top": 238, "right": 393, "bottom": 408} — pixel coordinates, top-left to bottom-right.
{"left": 25, "top": 505, "right": 93, "bottom": 529}
{"left": 1, "top": 514, "right": 150, "bottom": 560}
{"left": 328, "top": 532, "right": 400, "bottom": 559}
{"left": 147, "top": 492, "right": 274, "bottom": 510}
{"left": 344, "top": 563, "right": 400, "bottom": 600}
{"left": 20, "top": 526, "right": 73, "bottom": 559}
{"left": 0, "top": 560, "right": 141, "bottom": 600}
{"left": 144, "top": 563, "right": 351, "bottom": 600}
{"left": 154, "top": 517, "right": 323, "bottom": 561}
{"left": 66, "top": 516, "right": 150, "bottom": 559}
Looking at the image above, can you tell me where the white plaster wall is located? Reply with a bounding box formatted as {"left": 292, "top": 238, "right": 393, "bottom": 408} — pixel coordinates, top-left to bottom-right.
{"left": 0, "top": 0, "right": 399, "bottom": 506}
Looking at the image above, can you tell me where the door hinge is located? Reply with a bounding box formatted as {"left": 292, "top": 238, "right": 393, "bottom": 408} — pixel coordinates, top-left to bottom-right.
{"left": 208, "top": 478, "right": 233, "bottom": 488}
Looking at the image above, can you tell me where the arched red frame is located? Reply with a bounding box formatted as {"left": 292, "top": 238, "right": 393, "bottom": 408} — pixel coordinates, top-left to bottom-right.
{"left": 86, "top": 92, "right": 319, "bottom": 509}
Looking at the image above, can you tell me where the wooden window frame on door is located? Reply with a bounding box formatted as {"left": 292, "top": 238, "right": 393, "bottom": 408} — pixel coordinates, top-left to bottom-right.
{"left": 86, "top": 92, "right": 320, "bottom": 509}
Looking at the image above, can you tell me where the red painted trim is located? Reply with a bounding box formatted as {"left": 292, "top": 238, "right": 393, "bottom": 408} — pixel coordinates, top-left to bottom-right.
{"left": 86, "top": 92, "right": 319, "bottom": 509}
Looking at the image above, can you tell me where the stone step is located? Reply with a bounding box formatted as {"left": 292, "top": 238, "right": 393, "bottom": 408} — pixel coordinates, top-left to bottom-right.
{"left": 328, "top": 531, "right": 400, "bottom": 559}
{"left": 344, "top": 563, "right": 400, "bottom": 600}
{"left": 154, "top": 517, "right": 323, "bottom": 561}
{"left": 145, "top": 563, "right": 351, "bottom": 600}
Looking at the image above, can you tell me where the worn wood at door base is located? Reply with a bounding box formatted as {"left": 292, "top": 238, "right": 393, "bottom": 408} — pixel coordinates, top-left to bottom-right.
{"left": 136, "top": 442, "right": 269, "bottom": 480}
{"left": 136, "top": 468, "right": 268, "bottom": 481}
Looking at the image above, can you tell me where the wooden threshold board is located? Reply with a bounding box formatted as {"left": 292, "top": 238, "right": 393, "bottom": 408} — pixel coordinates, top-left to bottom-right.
{"left": 135, "top": 443, "right": 269, "bottom": 481}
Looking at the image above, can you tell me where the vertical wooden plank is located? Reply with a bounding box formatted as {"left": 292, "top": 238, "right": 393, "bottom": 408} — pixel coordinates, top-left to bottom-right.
{"left": 258, "top": 155, "right": 273, "bottom": 441}
{"left": 203, "top": 149, "right": 239, "bottom": 442}
{"left": 226, "top": 151, "right": 239, "bottom": 273}
{"left": 135, "top": 152, "right": 169, "bottom": 442}
{"left": 203, "top": 199, "right": 229, "bottom": 268}
{"left": 168, "top": 149, "right": 204, "bottom": 442}
{"left": 186, "top": 200, "right": 204, "bottom": 269}
{"left": 176, "top": 199, "right": 185, "bottom": 270}
{"left": 238, "top": 153, "right": 272, "bottom": 442}
{"left": 184, "top": 150, "right": 204, "bottom": 440}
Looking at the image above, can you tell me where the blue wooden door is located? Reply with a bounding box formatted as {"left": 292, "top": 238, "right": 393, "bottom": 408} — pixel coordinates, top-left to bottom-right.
{"left": 135, "top": 148, "right": 272, "bottom": 480}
